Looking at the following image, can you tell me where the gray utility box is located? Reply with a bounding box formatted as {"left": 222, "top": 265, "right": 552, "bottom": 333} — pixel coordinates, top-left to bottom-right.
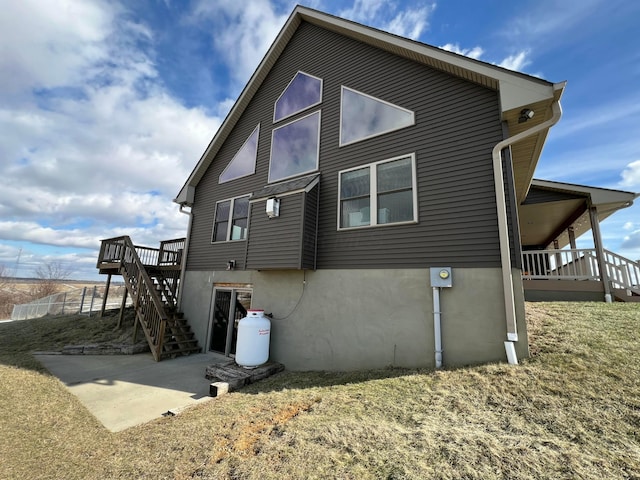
{"left": 430, "top": 267, "right": 453, "bottom": 288}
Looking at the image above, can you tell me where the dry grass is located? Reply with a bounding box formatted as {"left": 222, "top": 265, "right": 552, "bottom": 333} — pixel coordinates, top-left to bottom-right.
{"left": 1, "top": 302, "right": 639, "bottom": 479}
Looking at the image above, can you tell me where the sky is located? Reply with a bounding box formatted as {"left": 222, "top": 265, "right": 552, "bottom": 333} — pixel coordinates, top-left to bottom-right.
{"left": 1, "top": 0, "right": 639, "bottom": 281}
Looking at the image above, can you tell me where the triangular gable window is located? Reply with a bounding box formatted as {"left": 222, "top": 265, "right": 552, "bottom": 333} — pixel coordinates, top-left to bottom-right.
{"left": 219, "top": 124, "right": 260, "bottom": 184}
{"left": 274, "top": 71, "right": 322, "bottom": 122}
{"left": 340, "top": 86, "right": 415, "bottom": 146}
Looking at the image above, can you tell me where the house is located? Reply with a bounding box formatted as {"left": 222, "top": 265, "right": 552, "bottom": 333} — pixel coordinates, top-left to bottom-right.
{"left": 98, "top": 6, "right": 638, "bottom": 368}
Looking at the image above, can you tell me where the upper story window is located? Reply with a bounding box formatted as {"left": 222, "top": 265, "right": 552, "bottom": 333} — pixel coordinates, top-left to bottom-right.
{"left": 212, "top": 195, "right": 250, "bottom": 242}
{"left": 338, "top": 154, "right": 417, "bottom": 229}
{"left": 340, "top": 86, "right": 415, "bottom": 146}
{"left": 219, "top": 125, "right": 260, "bottom": 184}
{"left": 274, "top": 71, "right": 322, "bottom": 122}
{"left": 269, "top": 110, "right": 320, "bottom": 183}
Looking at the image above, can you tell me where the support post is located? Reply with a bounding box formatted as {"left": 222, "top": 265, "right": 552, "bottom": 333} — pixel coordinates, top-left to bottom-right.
{"left": 553, "top": 239, "right": 563, "bottom": 275}
{"left": 100, "top": 274, "right": 112, "bottom": 317}
{"left": 589, "top": 206, "right": 612, "bottom": 302}
{"left": 117, "top": 287, "right": 128, "bottom": 328}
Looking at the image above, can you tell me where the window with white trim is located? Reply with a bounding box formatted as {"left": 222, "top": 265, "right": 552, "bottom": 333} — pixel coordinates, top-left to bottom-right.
{"left": 269, "top": 110, "right": 320, "bottom": 183}
{"left": 274, "top": 71, "right": 322, "bottom": 122}
{"left": 340, "top": 86, "right": 415, "bottom": 146}
{"left": 212, "top": 195, "right": 250, "bottom": 242}
{"left": 338, "top": 154, "right": 417, "bottom": 229}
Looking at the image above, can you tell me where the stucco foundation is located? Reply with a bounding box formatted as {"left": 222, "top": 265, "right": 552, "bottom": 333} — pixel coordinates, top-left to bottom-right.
{"left": 180, "top": 268, "right": 528, "bottom": 371}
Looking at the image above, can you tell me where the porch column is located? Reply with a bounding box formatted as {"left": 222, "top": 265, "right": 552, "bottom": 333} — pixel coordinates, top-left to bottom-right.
{"left": 589, "top": 206, "right": 612, "bottom": 302}
{"left": 568, "top": 226, "right": 578, "bottom": 268}
{"left": 553, "top": 239, "right": 562, "bottom": 275}
{"left": 568, "top": 227, "right": 577, "bottom": 249}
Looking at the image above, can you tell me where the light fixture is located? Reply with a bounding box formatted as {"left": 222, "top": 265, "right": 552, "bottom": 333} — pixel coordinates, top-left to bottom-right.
{"left": 266, "top": 197, "right": 280, "bottom": 218}
{"left": 226, "top": 260, "right": 236, "bottom": 271}
{"left": 518, "top": 108, "right": 535, "bottom": 123}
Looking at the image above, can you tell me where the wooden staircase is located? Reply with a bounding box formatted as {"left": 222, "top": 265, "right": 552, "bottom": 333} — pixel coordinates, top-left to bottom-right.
{"left": 97, "top": 236, "right": 201, "bottom": 361}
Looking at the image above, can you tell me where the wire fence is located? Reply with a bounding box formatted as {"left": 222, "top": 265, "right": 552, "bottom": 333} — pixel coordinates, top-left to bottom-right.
{"left": 11, "top": 285, "right": 132, "bottom": 321}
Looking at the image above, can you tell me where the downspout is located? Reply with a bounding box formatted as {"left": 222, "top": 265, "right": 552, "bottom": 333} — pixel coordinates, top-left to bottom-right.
{"left": 492, "top": 88, "right": 563, "bottom": 363}
{"left": 177, "top": 203, "right": 193, "bottom": 309}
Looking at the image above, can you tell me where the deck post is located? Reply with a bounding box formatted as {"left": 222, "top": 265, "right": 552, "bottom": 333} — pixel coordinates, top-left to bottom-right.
{"left": 589, "top": 206, "right": 612, "bottom": 302}
{"left": 100, "top": 274, "right": 112, "bottom": 317}
{"left": 117, "top": 287, "right": 128, "bottom": 328}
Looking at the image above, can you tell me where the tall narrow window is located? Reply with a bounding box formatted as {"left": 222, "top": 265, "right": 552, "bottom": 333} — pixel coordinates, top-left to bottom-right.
{"left": 219, "top": 125, "right": 259, "bottom": 183}
{"left": 338, "top": 154, "right": 417, "bottom": 229}
{"left": 340, "top": 86, "right": 415, "bottom": 146}
{"left": 274, "top": 71, "right": 322, "bottom": 122}
{"left": 269, "top": 110, "right": 320, "bottom": 183}
{"left": 212, "top": 196, "right": 250, "bottom": 242}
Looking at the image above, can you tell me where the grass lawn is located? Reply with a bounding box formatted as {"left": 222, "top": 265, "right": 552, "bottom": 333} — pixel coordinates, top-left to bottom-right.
{"left": 1, "top": 303, "right": 639, "bottom": 479}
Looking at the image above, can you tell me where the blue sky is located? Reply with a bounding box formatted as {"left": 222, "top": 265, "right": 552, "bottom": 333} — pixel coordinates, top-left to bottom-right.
{"left": 0, "top": 0, "right": 639, "bottom": 280}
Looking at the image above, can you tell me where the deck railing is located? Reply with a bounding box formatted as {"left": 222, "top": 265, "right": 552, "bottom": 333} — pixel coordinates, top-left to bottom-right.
{"left": 97, "top": 236, "right": 185, "bottom": 268}
{"left": 522, "top": 249, "right": 599, "bottom": 280}
{"left": 604, "top": 250, "right": 640, "bottom": 293}
{"left": 522, "top": 248, "right": 640, "bottom": 295}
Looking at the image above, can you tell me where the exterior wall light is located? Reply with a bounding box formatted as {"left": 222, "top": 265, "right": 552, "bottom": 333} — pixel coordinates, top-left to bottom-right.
{"left": 518, "top": 108, "right": 535, "bottom": 123}
{"left": 266, "top": 197, "right": 280, "bottom": 218}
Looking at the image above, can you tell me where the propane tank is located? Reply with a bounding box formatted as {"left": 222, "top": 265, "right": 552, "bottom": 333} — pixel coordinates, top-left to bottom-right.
{"left": 235, "top": 309, "right": 271, "bottom": 368}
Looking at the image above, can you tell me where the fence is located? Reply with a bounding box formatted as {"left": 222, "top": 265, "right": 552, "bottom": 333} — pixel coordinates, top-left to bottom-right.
{"left": 10, "top": 285, "right": 132, "bottom": 321}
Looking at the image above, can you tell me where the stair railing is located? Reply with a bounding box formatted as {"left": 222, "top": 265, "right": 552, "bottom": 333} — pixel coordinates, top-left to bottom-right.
{"left": 112, "top": 236, "right": 169, "bottom": 361}
{"left": 603, "top": 249, "right": 640, "bottom": 296}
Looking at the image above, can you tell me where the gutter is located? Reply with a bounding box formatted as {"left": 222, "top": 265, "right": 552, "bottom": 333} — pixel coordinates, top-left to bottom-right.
{"left": 177, "top": 204, "right": 193, "bottom": 309}
{"left": 492, "top": 84, "right": 564, "bottom": 363}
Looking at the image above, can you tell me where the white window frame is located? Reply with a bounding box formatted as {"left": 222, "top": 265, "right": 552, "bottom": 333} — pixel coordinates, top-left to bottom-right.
{"left": 273, "top": 71, "right": 323, "bottom": 123}
{"left": 268, "top": 110, "right": 321, "bottom": 183}
{"left": 337, "top": 153, "right": 418, "bottom": 231}
{"left": 339, "top": 86, "right": 415, "bottom": 147}
{"left": 211, "top": 195, "right": 250, "bottom": 243}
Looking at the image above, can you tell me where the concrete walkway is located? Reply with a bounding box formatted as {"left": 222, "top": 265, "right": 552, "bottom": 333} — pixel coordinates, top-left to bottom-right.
{"left": 35, "top": 352, "right": 229, "bottom": 432}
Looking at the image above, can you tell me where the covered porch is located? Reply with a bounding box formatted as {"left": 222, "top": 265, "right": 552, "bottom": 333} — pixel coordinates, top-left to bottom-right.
{"left": 519, "top": 179, "right": 639, "bottom": 302}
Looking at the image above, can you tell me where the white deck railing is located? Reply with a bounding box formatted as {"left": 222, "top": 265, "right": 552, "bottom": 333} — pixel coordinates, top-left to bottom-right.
{"left": 522, "top": 248, "right": 640, "bottom": 295}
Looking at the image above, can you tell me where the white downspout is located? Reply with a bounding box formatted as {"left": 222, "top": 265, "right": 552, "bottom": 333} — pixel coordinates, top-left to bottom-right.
{"left": 177, "top": 204, "right": 193, "bottom": 309}
{"left": 492, "top": 87, "right": 564, "bottom": 364}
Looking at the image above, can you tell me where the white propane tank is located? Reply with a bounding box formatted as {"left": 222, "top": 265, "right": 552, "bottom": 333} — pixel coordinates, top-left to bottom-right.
{"left": 235, "top": 309, "right": 271, "bottom": 368}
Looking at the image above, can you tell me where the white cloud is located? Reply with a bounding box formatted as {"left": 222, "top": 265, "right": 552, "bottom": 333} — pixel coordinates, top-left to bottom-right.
{"left": 620, "top": 160, "right": 640, "bottom": 187}
{"left": 440, "top": 43, "right": 484, "bottom": 60}
{"left": 190, "top": 0, "right": 293, "bottom": 85}
{"left": 0, "top": 0, "right": 223, "bottom": 278}
{"left": 498, "top": 50, "right": 531, "bottom": 71}
{"left": 340, "top": 1, "right": 436, "bottom": 40}
{"left": 623, "top": 221, "right": 635, "bottom": 231}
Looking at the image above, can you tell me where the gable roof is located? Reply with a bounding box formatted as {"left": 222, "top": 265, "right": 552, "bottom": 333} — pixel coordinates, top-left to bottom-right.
{"left": 175, "top": 5, "right": 565, "bottom": 205}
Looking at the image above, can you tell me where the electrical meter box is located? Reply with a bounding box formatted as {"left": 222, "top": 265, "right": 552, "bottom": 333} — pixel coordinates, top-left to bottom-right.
{"left": 430, "top": 267, "right": 453, "bottom": 288}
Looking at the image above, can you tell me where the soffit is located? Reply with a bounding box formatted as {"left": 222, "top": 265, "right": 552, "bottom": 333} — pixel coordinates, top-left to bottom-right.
{"left": 519, "top": 180, "right": 638, "bottom": 248}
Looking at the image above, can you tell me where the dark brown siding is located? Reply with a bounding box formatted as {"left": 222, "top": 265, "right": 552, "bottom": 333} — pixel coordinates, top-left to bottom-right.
{"left": 302, "top": 184, "right": 319, "bottom": 269}
{"left": 246, "top": 194, "right": 304, "bottom": 269}
{"left": 187, "top": 21, "right": 511, "bottom": 271}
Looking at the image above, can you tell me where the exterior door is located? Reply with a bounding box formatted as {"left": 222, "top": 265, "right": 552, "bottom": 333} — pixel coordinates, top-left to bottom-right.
{"left": 210, "top": 288, "right": 251, "bottom": 356}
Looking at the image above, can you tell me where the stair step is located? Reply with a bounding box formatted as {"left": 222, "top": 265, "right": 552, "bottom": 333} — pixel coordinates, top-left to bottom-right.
{"left": 163, "top": 339, "right": 199, "bottom": 349}
{"left": 160, "top": 346, "right": 202, "bottom": 358}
